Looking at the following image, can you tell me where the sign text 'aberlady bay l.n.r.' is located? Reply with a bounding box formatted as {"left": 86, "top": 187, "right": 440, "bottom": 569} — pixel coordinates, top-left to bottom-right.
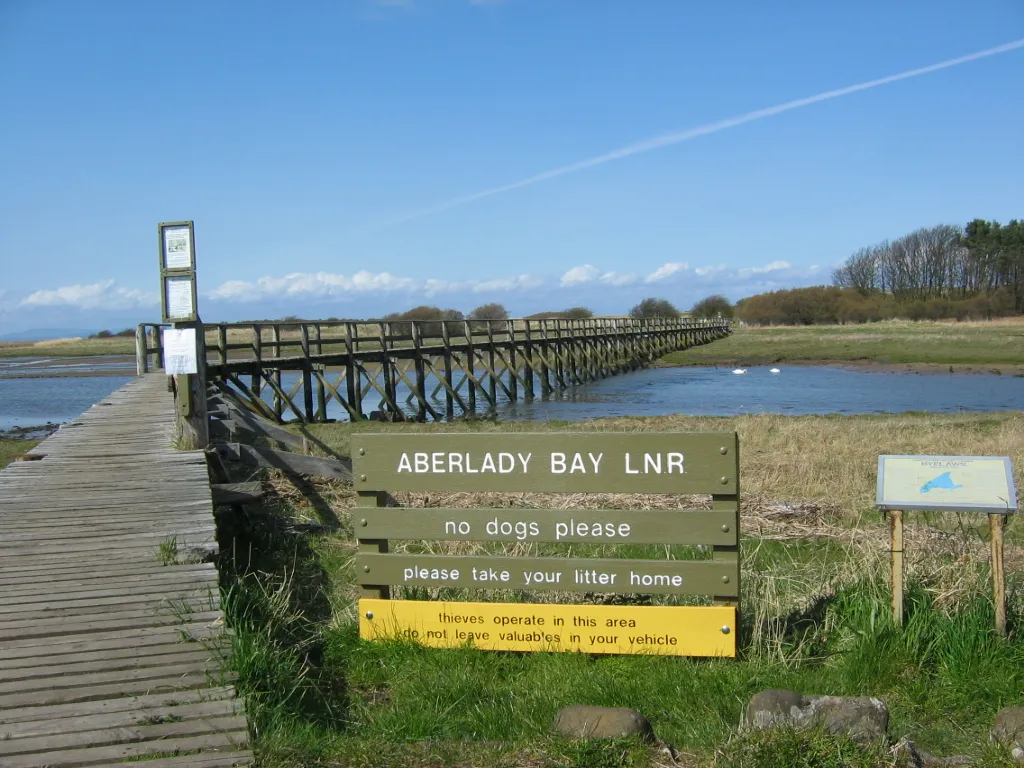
{"left": 353, "top": 433, "right": 738, "bottom": 494}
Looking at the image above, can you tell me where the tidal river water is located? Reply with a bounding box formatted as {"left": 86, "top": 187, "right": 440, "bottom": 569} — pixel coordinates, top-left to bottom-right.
{"left": 1, "top": 359, "right": 1022, "bottom": 433}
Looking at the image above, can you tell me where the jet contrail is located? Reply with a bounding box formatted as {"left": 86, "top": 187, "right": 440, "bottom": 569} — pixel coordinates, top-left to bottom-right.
{"left": 385, "top": 38, "right": 1024, "bottom": 226}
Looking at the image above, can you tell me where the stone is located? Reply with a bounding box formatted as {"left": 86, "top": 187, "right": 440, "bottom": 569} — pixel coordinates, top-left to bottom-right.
{"left": 744, "top": 689, "right": 805, "bottom": 730}
{"left": 802, "top": 695, "right": 889, "bottom": 744}
{"left": 991, "top": 707, "right": 1024, "bottom": 763}
{"left": 744, "top": 689, "right": 889, "bottom": 744}
{"left": 552, "top": 706, "right": 656, "bottom": 743}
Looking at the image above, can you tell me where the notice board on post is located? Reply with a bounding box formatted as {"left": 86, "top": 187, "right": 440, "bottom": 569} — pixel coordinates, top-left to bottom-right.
{"left": 353, "top": 432, "right": 741, "bottom": 657}
{"left": 158, "top": 221, "right": 198, "bottom": 323}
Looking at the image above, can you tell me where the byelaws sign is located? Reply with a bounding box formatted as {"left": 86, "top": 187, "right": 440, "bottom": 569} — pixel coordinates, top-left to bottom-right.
{"left": 354, "top": 432, "right": 741, "bottom": 658}
{"left": 360, "top": 600, "right": 736, "bottom": 656}
{"left": 877, "top": 455, "right": 1017, "bottom": 513}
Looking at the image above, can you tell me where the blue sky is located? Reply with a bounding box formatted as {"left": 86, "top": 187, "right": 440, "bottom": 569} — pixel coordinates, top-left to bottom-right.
{"left": 1, "top": 1, "right": 1022, "bottom": 335}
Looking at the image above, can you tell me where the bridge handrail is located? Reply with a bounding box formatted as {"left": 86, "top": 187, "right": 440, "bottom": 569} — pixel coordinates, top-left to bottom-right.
{"left": 139, "top": 316, "right": 730, "bottom": 372}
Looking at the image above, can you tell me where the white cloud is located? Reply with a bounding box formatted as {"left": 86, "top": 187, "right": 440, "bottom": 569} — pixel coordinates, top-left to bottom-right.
{"left": 560, "top": 265, "right": 601, "bottom": 287}
{"left": 471, "top": 274, "right": 543, "bottom": 293}
{"left": 559, "top": 265, "right": 635, "bottom": 287}
{"left": 209, "top": 269, "right": 543, "bottom": 303}
{"left": 738, "top": 260, "right": 791, "bottom": 276}
{"left": 20, "top": 280, "right": 156, "bottom": 310}
{"left": 600, "top": 271, "right": 636, "bottom": 287}
{"left": 694, "top": 264, "right": 726, "bottom": 277}
{"left": 644, "top": 262, "right": 689, "bottom": 283}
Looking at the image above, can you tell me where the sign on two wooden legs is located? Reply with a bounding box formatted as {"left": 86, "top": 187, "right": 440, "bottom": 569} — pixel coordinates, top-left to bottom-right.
{"left": 354, "top": 433, "right": 741, "bottom": 657}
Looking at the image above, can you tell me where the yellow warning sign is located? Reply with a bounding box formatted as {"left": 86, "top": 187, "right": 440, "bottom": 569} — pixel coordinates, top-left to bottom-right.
{"left": 358, "top": 599, "right": 736, "bottom": 657}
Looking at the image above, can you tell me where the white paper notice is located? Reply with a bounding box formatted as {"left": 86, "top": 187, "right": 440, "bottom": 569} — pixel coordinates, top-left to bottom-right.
{"left": 163, "top": 226, "right": 192, "bottom": 269}
{"left": 162, "top": 327, "right": 198, "bottom": 375}
{"left": 165, "top": 276, "right": 195, "bottom": 320}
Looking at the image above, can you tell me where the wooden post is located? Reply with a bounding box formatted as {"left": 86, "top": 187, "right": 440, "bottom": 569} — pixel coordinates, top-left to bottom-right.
{"left": 251, "top": 325, "right": 262, "bottom": 400}
{"left": 506, "top": 319, "right": 518, "bottom": 402}
{"left": 173, "top": 320, "right": 209, "bottom": 450}
{"left": 314, "top": 324, "right": 326, "bottom": 421}
{"left": 380, "top": 322, "right": 398, "bottom": 419}
{"left": 357, "top": 491, "right": 390, "bottom": 600}
{"left": 523, "top": 320, "right": 536, "bottom": 399}
{"left": 271, "top": 324, "right": 283, "bottom": 420}
{"left": 464, "top": 320, "right": 477, "bottom": 415}
{"left": 442, "top": 321, "right": 455, "bottom": 420}
{"left": 990, "top": 513, "right": 1006, "bottom": 636}
{"left": 218, "top": 325, "right": 227, "bottom": 367}
{"left": 300, "top": 325, "right": 314, "bottom": 422}
{"left": 412, "top": 322, "right": 427, "bottom": 421}
{"left": 486, "top": 322, "right": 497, "bottom": 408}
{"left": 135, "top": 324, "right": 149, "bottom": 375}
{"left": 890, "top": 510, "right": 904, "bottom": 627}
{"left": 346, "top": 323, "right": 361, "bottom": 420}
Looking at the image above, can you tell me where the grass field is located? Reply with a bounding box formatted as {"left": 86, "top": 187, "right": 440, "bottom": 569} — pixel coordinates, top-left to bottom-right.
{"left": 218, "top": 412, "right": 1024, "bottom": 767}
{"left": 0, "top": 438, "right": 38, "bottom": 468}
{"left": 7, "top": 318, "right": 1022, "bottom": 371}
{"left": 662, "top": 318, "right": 1024, "bottom": 371}
{"left": 0, "top": 336, "right": 136, "bottom": 358}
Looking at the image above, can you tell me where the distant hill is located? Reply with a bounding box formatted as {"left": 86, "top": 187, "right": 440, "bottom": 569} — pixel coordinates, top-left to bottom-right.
{"left": 0, "top": 328, "right": 97, "bottom": 342}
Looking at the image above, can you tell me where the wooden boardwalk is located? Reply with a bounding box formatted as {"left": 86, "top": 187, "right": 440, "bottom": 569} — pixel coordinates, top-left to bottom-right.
{"left": 0, "top": 375, "right": 251, "bottom": 767}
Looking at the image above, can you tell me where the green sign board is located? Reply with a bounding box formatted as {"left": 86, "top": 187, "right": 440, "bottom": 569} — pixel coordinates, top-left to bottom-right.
{"left": 352, "top": 432, "right": 738, "bottom": 494}
{"left": 876, "top": 455, "right": 1017, "bottom": 514}
{"left": 354, "top": 431, "right": 742, "bottom": 657}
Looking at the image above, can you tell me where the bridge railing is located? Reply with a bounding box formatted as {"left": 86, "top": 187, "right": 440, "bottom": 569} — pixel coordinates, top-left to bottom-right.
{"left": 203, "top": 316, "right": 729, "bottom": 371}
{"left": 136, "top": 323, "right": 168, "bottom": 374}
{"left": 138, "top": 316, "right": 730, "bottom": 373}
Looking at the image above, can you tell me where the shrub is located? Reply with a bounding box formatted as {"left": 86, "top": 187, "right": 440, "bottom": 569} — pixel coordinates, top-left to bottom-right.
{"left": 468, "top": 303, "right": 509, "bottom": 331}
{"left": 629, "top": 298, "right": 678, "bottom": 318}
{"left": 692, "top": 294, "right": 734, "bottom": 319}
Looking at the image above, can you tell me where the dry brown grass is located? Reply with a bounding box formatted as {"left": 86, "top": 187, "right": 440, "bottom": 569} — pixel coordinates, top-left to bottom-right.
{"left": 305, "top": 411, "right": 1024, "bottom": 522}
{"left": 259, "top": 410, "right": 1024, "bottom": 654}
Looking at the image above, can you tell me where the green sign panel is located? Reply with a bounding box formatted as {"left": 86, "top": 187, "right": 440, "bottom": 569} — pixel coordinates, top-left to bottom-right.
{"left": 358, "top": 554, "right": 738, "bottom": 597}
{"left": 353, "top": 432, "right": 739, "bottom": 494}
{"left": 877, "top": 455, "right": 1017, "bottom": 514}
{"left": 354, "top": 431, "right": 743, "bottom": 657}
{"left": 358, "top": 507, "right": 738, "bottom": 545}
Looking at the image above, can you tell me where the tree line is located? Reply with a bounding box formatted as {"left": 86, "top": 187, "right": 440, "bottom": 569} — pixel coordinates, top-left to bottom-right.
{"left": 831, "top": 219, "right": 1022, "bottom": 311}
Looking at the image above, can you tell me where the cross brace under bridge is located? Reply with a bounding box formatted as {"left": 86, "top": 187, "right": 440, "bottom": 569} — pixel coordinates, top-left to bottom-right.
{"left": 137, "top": 316, "right": 730, "bottom": 424}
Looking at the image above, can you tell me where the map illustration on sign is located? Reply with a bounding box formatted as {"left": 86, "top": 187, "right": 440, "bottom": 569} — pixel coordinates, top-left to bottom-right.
{"left": 877, "top": 455, "right": 1016, "bottom": 514}
{"left": 920, "top": 471, "right": 963, "bottom": 494}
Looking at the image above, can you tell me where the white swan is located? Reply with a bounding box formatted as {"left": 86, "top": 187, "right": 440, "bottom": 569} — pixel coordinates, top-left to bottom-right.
{"left": 769, "top": 368, "right": 781, "bottom": 374}
{"left": 732, "top": 368, "right": 747, "bottom": 374}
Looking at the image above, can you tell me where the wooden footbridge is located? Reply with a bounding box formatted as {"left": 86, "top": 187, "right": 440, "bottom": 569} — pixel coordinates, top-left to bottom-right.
{"left": 0, "top": 375, "right": 251, "bottom": 767}
{"left": 0, "top": 311, "right": 730, "bottom": 765}
{"left": 138, "top": 316, "right": 730, "bottom": 423}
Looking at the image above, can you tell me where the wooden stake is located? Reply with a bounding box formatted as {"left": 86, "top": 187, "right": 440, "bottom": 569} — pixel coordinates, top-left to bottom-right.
{"left": 173, "top": 320, "right": 209, "bottom": 450}
{"left": 890, "top": 510, "right": 904, "bottom": 627}
{"left": 990, "top": 513, "right": 1006, "bottom": 636}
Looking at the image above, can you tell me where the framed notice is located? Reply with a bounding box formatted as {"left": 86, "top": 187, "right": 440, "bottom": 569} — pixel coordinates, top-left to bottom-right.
{"left": 159, "top": 221, "right": 195, "bottom": 271}
{"left": 158, "top": 220, "right": 198, "bottom": 323}
{"left": 163, "top": 275, "right": 197, "bottom": 322}
{"left": 877, "top": 455, "right": 1017, "bottom": 514}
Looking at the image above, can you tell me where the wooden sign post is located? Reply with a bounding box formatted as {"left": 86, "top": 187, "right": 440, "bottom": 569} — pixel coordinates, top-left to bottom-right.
{"left": 354, "top": 432, "right": 741, "bottom": 657}
{"left": 158, "top": 221, "right": 208, "bottom": 449}
{"left": 877, "top": 455, "right": 1017, "bottom": 634}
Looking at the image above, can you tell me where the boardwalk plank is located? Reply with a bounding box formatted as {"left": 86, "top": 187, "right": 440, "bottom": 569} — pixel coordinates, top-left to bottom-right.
{"left": 0, "top": 731, "right": 249, "bottom": 768}
{"left": 0, "top": 376, "right": 250, "bottom": 766}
